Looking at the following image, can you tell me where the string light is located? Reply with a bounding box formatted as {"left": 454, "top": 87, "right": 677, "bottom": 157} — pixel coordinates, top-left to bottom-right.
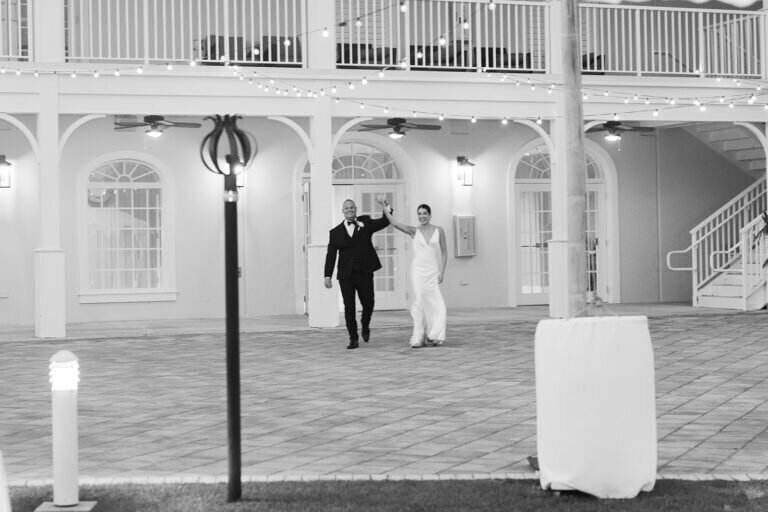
{"left": 322, "top": 27, "right": 329, "bottom": 38}
{"left": 399, "top": 0, "right": 407, "bottom": 13}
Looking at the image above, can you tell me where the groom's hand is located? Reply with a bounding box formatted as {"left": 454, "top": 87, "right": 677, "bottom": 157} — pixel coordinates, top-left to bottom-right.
{"left": 324, "top": 277, "right": 332, "bottom": 289}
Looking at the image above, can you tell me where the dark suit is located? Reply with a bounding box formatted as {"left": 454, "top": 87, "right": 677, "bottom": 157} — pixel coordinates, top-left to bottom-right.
{"left": 324, "top": 213, "right": 390, "bottom": 341}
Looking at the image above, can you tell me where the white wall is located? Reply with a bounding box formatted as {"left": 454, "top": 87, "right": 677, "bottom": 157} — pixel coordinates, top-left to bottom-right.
{"left": 656, "top": 127, "right": 754, "bottom": 302}
{"left": 0, "top": 121, "right": 37, "bottom": 326}
{"left": 2, "top": 115, "right": 758, "bottom": 326}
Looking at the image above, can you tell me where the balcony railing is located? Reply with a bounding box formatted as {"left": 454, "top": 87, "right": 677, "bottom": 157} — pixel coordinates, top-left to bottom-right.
{"left": 4, "top": 0, "right": 764, "bottom": 78}
{"left": 580, "top": 3, "right": 765, "bottom": 77}
{"left": 0, "top": 0, "right": 29, "bottom": 61}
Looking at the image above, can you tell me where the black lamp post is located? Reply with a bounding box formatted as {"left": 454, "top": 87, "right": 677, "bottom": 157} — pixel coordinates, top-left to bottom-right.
{"left": 200, "top": 114, "right": 255, "bottom": 502}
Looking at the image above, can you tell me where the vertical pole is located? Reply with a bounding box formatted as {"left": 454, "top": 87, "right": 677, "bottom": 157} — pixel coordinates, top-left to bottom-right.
{"left": 223, "top": 171, "right": 241, "bottom": 502}
{"left": 562, "top": 0, "right": 587, "bottom": 317}
{"left": 52, "top": 387, "right": 78, "bottom": 506}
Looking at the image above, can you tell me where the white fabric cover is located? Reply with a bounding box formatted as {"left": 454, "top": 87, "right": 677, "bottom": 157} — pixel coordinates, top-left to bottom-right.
{"left": 535, "top": 315, "right": 657, "bottom": 499}
{"left": 0, "top": 450, "right": 10, "bottom": 512}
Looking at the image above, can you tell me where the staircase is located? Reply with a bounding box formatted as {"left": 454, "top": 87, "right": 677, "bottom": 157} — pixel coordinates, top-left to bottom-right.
{"left": 667, "top": 176, "right": 768, "bottom": 311}
{"left": 685, "top": 122, "right": 766, "bottom": 179}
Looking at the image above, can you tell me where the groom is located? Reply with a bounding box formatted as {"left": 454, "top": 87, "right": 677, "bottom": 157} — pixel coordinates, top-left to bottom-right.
{"left": 324, "top": 199, "right": 390, "bottom": 349}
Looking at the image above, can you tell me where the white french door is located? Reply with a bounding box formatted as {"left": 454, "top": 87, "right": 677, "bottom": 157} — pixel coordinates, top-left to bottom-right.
{"left": 332, "top": 183, "right": 406, "bottom": 311}
{"left": 517, "top": 185, "right": 606, "bottom": 305}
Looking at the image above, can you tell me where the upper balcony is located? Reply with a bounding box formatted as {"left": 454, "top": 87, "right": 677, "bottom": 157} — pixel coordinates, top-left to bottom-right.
{"left": 1, "top": 0, "right": 766, "bottom": 80}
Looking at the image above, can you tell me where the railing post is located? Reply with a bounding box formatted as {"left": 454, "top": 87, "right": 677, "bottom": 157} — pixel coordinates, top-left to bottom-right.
{"left": 143, "top": 0, "right": 150, "bottom": 67}
{"left": 760, "top": 6, "right": 768, "bottom": 80}
{"left": 697, "top": 11, "right": 706, "bottom": 77}
{"left": 634, "top": 9, "right": 642, "bottom": 76}
{"left": 691, "top": 238, "right": 699, "bottom": 305}
{"left": 548, "top": 1, "right": 562, "bottom": 75}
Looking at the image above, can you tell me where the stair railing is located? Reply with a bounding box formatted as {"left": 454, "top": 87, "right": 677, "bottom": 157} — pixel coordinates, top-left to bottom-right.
{"left": 666, "top": 176, "right": 766, "bottom": 304}
{"left": 740, "top": 214, "right": 768, "bottom": 299}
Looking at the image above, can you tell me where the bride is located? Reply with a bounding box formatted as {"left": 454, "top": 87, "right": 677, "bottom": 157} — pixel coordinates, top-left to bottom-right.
{"left": 378, "top": 197, "right": 447, "bottom": 348}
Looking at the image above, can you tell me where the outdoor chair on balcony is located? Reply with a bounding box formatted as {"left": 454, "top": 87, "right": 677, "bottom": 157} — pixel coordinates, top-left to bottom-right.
{"left": 337, "top": 43, "right": 375, "bottom": 67}
{"left": 202, "top": 35, "right": 247, "bottom": 65}
{"left": 582, "top": 52, "right": 604, "bottom": 75}
{"left": 249, "top": 36, "right": 302, "bottom": 67}
{"left": 409, "top": 45, "right": 450, "bottom": 69}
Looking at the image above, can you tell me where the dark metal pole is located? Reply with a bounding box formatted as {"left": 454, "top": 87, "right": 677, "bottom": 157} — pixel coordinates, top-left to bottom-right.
{"left": 223, "top": 171, "right": 242, "bottom": 502}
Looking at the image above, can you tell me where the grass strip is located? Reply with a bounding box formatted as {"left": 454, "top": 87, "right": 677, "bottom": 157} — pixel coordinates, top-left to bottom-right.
{"left": 10, "top": 479, "right": 768, "bottom": 512}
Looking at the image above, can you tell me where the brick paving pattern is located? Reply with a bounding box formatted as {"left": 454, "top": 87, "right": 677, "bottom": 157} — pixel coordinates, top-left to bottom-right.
{"left": 1, "top": 309, "right": 767, "bottom": 485}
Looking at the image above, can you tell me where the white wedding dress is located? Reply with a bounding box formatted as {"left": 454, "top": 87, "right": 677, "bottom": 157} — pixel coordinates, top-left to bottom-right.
{"left": 409, "top": 228, "right": 447, "bottom": 347}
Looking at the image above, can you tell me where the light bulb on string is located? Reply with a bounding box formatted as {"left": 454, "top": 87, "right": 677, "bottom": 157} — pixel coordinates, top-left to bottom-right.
{"left": 438, "top": 114, "right": 445, "bottom": 121}
{"left": 471, "top": 116, "right": 477, "bottom": 123}
{"left": 653, "top": 109, "right": 659, "bottom": 116}
{"left": 322, "top": 27, "right": 329, "bottom": 38}
{"left": 501, "top": 117, "right": 508, "bottom": 125}
{"left": 361, "top": 76, "right": 368, "bottom": 85}
{"left": 399, "top": 1, "right": 407, "bottom": 13}
{"left": 166, "top": 63, "right": 173, "bottom": 71}
{"left": 536, "top": 117, "right": 542, "bottom": 125}
{"left": 378, "top": 70, "right": 384, "bottom": 78}
{"left": 355, "top": 17, "right": 362, "bottom": 28}
{"left": 488, "top": 0, "right": 496, "bottom": 11}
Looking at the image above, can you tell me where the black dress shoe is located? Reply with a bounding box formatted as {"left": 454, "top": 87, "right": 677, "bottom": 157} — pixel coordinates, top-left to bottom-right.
{"left": 362, "top": 330, "right": 370, "bottom": 342}
{"left": 347, "top": 340, "right": 359, "bottom": 349}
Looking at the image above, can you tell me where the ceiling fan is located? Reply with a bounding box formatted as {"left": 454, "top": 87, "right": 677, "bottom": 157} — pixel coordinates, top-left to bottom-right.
{"left": 358, "top": 117, "right": 441, "bottom": 139}
{"left": 586, "top": 120, "right": 654, "bottom": 141}
{"left": 114, "top": 115, "right": 202, "bottom": 137}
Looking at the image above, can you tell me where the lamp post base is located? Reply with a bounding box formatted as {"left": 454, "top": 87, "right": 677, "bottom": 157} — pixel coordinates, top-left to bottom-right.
{"left": 35, "top": 501, "right": 97, "bottom": 511}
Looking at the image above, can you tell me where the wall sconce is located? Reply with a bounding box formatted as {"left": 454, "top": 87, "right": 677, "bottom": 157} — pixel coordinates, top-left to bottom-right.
{"left": 456, "top": 156, "right": 475, "bottom": 186}
{"left": 0, "top": 155, "right": 10, "bottom": 188}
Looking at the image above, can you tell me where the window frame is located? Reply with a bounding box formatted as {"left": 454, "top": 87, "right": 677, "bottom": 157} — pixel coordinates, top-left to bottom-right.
{"left": 78, "top": 152, "right": 177, "bottom": 304}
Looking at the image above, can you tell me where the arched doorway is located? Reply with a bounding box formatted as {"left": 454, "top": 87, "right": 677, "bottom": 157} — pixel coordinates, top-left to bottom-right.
{"left": 513, "top": 141, "right": 613, "bottom": 305}
{"left": 303, "top": 140, "right": 407, "bottom": 311}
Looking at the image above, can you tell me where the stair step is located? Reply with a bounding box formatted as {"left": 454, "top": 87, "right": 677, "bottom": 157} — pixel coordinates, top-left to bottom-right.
{"left": 705, "top": 284, "right": 743, "bottom": 297}
{"left": 698, "top": 295, "right": 743, "bottom": 309}
{"left": 693, "top": 122, "right": 735, "bottom": 133}
{"left": 722, "top": 138, "right": 762, "bottom": 151}
{"left": 708, "top": 128, "right": 752, "bottom": 142}
{"left": 734, "top": 149, "right": 765, "bottom": 161}
{"left": 717, "top": 273, "right": 743, "bottom": 286}
{"left": 747, "top": 160, "right": 766, "bottom": 172}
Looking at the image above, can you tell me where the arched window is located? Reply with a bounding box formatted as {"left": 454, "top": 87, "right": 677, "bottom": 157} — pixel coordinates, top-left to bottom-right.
{"left": 303, "top": 142, "right": 402, "bottom": 181}
{"left": 515, "top": 144, "right": 604, "bottom": 181}
{"left": 83, "top": 159, "right": 170, "bottom": 298}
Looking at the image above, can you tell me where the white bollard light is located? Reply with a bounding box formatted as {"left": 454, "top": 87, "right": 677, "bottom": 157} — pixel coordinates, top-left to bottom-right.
{"left": 35, "top": 351, "right": 96, "bottom": 512}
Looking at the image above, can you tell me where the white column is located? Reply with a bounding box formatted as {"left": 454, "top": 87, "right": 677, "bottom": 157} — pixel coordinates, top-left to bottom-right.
{"left": 307, "top": 98, "right": 339, "bottom": 327}
{"left": 306, "top": 0, "right": 336, "bottom": 70}
{"left": 35, "top": 77, "right": 66, "bottom": 338}
{"left": 33, "top": 0, "right": 66, "bottom": 63}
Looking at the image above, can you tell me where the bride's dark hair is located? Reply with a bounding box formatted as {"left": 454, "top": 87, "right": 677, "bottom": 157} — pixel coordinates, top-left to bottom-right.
{"left": 417, "top": 204, "right": 431, "bottom": 215}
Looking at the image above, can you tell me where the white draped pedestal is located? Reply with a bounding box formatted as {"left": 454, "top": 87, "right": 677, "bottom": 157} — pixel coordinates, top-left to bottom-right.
{"left": 0, "top": 451, "right": 10, "bottom": 512}
{"left": 535, "top": 315, "right": 657, "bottom": 499}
